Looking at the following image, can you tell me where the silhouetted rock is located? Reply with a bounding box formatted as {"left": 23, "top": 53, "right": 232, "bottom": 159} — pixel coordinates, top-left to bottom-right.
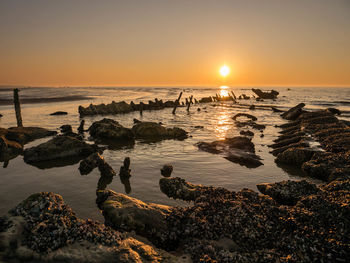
{"left": 252, "top": 88, "right": 279, "bottom": 99}
{"left": 60, "top": 124, "right": 72, "bottom": 133}
{"left": 50, "top": 111, "right": 67, "bottom": 115}
{"left": 132, "top": 121, "right": 188, "bottom": 141}
{"left": 160, "top": 164, "right": 173, "bottom": 177}
{"left": 88, "top": 118, "right": 134, "bottom": 144}
{"left": 240, "top": 130, "right": 254, "bottom": 137}
{"left": 196, "top": 137, "right": 263, "bottom": 168}
{"left": 281, "top": 103, "right": 305, "bottom": 120}
{"left": 232, "top": 113, "right": 257, "bottom": 122}
{"left": 24, "top": 135, "right": 99, "bottom": 164}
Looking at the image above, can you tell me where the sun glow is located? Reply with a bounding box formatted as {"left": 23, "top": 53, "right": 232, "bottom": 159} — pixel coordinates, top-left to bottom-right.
{"left": 219, "top": 65, "right": 230, "bottom": 77}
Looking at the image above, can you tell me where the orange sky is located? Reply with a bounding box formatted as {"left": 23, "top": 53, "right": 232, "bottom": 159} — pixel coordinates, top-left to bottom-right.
{"left": 0, "top": 0, "right": 349, "bottom": 87}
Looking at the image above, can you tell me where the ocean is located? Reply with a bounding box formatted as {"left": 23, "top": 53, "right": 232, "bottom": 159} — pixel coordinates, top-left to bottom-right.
{"left": 0, "top": 86, "right": 349, "bottom": 220}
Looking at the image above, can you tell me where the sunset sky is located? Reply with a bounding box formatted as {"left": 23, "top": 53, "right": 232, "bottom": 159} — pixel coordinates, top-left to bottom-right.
{"left": 0, "top": 0, "right": 349, "bottom": 87}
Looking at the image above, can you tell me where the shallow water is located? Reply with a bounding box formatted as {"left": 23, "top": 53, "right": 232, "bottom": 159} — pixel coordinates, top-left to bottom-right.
{"left": 0, "top": 86, "right": 349, "bottom": 220}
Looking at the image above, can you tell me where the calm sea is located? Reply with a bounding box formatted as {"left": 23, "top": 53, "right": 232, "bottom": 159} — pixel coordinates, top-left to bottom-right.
{"left": 0, "top": 86, "right": 349, "bottom": 220}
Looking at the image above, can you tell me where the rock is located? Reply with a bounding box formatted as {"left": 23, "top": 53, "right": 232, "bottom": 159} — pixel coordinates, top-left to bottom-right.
{"left": 199, "top": 97, "right": 213, "bottom": 103}
{"left": 24, "top": 135, "right": 100, "bottom": 165}
{"left": 257, "top": 180, "right": 320, "bottom": 205}
{"left": 249, "top": 105, "right": 255, "bottom": 110}
{"left": 96, "top": 190, "right": 172, "bottom": 245}
{"left": 281, "top": 103, "right": 305, "bottom": 120}
{"left": 252, "top": 88, "right": 279, "bottom": 99}
{"left": 326, "top": 108, "right": 341, "bottom": 115}
{"left": 88, "top": 118, "right": 134, "bottom": 144}
{"left": 50, "top": 111, "right": 68, "bottom": 115}
{"left": 159, "top": 177, "right": 204, "bottom": 201}
{"left": 160, "top": 164, "right": 173, "bottom": 177}
{"left": 0, "top": 192, "right": 169, "bottom": 262}
{"left": 79, "top": 152, "right": 115, "bottom": 177}
{"left": 0, "top": 135, "right": 23, "bottom": 161}
{"left": 271, "top": 107, "right": 284, "bottom": 113}
{"left": 77, "top": 120, "right": 85, "bottom": 133}
{"left": 275, "top": 147, "right": 316, "bottom": 166}
{"left": 119, "top": 157, "right": 131, "bottom": 178}
{"left": 0, "top": 127, "right": 57, "bottom": 145}
{"left": 132, "top": 121, "right": 188, "bottom": 141}
{"left": 60, "top": 124, "right": 72, "bottom": 133}
{"left": 79, "top": 101, "right": 133, "bottom": 116}
{"left": 0, "top": 113, "right": 2, "bottom": 117}
{"left": 232, "top": 113, "right": 257, "bottom": 121}
{"left": 240, "top": 130, "right": 254, "bottom": 136}
{"left": 196, "top": 137, "right": 263, "bottom": 168}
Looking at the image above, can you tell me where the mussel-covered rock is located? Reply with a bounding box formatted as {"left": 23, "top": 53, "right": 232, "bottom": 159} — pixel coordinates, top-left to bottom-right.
{"left": 159, "top": 177, "right": 204, "bottom": 201}
{"left": 160, "top": 164, "right": 173, "bottom": 177}
{"left": 23, "top": 135, "right": 100, "bottom": 164}
{"left": 0, "top": 192, "right": 168, "bottom": 262}
{"left": 79, "top": 152, "right": 116, "bottom": 177}
{"left": 257, "top": 180, "right": 320, "bottom": 205}
{"left": 0, "top": 127, "right": 57, "bottom": 145}
{"left": 275, "top": 147, "right": 316, "bottom": 166}
{"left": 96, "top": 190, "right": 172, "bottom": 245}
{"left": 88, "top": 118, "right": 134, "bottom": 143}
{"left": 0, "top": 135, "right": 23, "bottom": 161}
{"left": 196, "top": 137, "right": 263, "bottom": 168}
{"left": 79, "top": 101, "right": 133, "bottom": 116}
{"left": 132, "top": 121, "right": 188, "bottom": 141}
{"left": 280, "top": 103, "right": 305, "bottom": 120}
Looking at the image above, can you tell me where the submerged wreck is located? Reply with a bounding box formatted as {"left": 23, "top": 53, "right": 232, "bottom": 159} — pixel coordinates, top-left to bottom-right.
{"left": 252, "top": 88, "right": 279, "bottom": 99}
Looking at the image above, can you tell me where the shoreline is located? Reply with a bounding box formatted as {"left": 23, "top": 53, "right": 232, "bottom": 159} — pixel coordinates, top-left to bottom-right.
{"left": 1, "top": 100, "right": 349, "bottom": 262}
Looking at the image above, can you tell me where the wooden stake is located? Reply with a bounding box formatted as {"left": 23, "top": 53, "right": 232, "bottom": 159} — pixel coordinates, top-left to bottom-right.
{"left": 13, "top": 88, "right": 23, "bottom": 127}
{"left": 231, "top": 91, "right": 237, "bottom": 100}
{"left": 187, "top": 95, "right": 193, "bottom": 112}
{"left": 172, "top": 91, "right": 183, "bottom": 114}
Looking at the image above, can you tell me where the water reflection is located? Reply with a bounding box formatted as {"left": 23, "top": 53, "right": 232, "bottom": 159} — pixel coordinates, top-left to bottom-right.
{"left": 219, "top": 86, "right": 229, "bottom": 97}
{"left": 214, "top": 109, "right": 232, "bottom": 140}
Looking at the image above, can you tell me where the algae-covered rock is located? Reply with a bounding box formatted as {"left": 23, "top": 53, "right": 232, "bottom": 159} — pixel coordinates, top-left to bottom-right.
{"left": 132, "top": 121, "right": 188, "bottom": 141}
{"left": 88, "top": 118, "right": 135, "bottom": 144}
{"left": 23, "top": 135, "right": 99, "bottom": 165}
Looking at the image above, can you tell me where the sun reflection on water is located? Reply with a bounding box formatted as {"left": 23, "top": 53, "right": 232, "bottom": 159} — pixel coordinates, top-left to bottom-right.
{"left": 214, "top": 109, "right": 232, "bottom": 140}
{"left": 219, "top": 85, "right": 229, "bottom": 97}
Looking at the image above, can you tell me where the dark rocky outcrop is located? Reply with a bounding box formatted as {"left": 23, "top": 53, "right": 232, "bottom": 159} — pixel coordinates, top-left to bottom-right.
{"left": 88, "top": 118, "right": 135, "bottom": 144}
{"left": 97, "top": 177, "right": 349, "bottom": 262}
{"left": 239, "top": 130, "right": 254, "bottom": 137}
{"left": 96, "top": 190, "right": 173, "bottom": 246}
{"left": 280, "top": 103, "right": 305, "bottom": 120}
{"left": 257, "top": 180, "right": 320, "bottom": 205}
{"left": 0, "top": 192, "right": 171, "bottom": 262}
{"left": 0, "top": 127, "right": 57, "bottom": 162}
{"left": 23, "top": 135, "right": 100, "bottom": 166}
{"left": 232, "top": 113, "right": 257, "bottom": 121}
{"left": 252, "top": 88, "right": 279, "bottom": 99}
{"left": 50, "top": 111, "right": 68, "bottom": 115}
{"left": 273, "top": 108, "right": 350, "bottom": 181}
{"left": 161, "top": 164, "right": 173, "bottom": 177}
{"left": 79, "top": 152, "right": 116, "bottom": 177}
{"left": 0, "top": 127, "right": 57, "bottom": 145}
{"left": 196, "top": 137, "right": 263, "bottom": 168}
{"left": 132, "top": 121, "right": 188, "bottom": 141}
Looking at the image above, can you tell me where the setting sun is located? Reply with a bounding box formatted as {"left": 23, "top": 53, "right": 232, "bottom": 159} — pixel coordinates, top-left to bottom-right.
{"left": 219, "top": 65, "right": 230, "bottom": 77}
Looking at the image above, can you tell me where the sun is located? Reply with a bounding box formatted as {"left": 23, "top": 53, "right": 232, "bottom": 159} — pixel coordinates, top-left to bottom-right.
{"left": 219, "top": 65, "right": 230, "bottom": 77}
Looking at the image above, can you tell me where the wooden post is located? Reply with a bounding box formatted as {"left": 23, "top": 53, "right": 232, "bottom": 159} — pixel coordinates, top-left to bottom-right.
{"left": 13, "top": 88, "right": 23, "bottom": 127}
{"left": 140, "top": 102, "right": 144, "bottom": 115}
{"left": 187, "top": 95, "right": 193, "bottom": 112}
{"left": 231, "top": 91, "right": 237, "bottom": 100}
{"left": 172, "top": 91, "right": 183, "bottom": 114}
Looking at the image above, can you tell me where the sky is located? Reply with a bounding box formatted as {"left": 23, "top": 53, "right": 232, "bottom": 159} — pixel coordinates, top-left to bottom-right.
{"left": 0, "top": 0, "right": 349, "bottom": 87}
